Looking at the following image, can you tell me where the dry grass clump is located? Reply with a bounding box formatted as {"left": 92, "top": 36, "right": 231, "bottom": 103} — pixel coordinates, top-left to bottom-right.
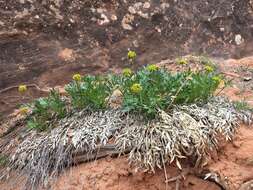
{"left": 115, "top": 97, "right": 250, "bottom": 172}
{"left": 6, "top": 109, "right": 135, "bottom": 190}
{"left": 2, "top": 97, "right": 252, "bottom": 189}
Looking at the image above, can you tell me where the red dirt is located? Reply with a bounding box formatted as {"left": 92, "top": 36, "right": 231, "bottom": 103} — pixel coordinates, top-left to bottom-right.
{"left": 53, "top": 157, "right": 220, "bottom": 190}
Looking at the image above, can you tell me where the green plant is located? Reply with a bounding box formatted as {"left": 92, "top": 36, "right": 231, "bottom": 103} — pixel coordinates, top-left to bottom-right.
{"left": 27, "top": 90, "right": 66, "bottom": 131}
{"left": 121, "top": 66, "right": 220, "bottom": 117}
{"left": 0, "top": 154, "right": 9, "bottom": 166}
{"left": 127, "top": 50, "right": 137, "bottom": 64}
{"left": 176, "top": 58, "right": 188, "bottom": 65}
{"left": 65, "top": 75, "right": 111, "bottom": 109}
{"left": 233, "top": 100, "right": 253, "bottom": 111}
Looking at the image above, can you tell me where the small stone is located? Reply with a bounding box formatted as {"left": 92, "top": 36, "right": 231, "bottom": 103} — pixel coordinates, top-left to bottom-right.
{"left": 235, "top": 34, "right": 244, "bottom": 45}
{"left": 69, "top": 18, "right": 75, "bottom": 23}
{"left": 134, "top": 2, "right": 143, "bottom": 9}
{"left": 128, "top": 6, "right": 136, "bottom": 14}
{"left": 161, "top": 3, "right": 170, "bottom": 10}
{"left": 96, "top": 8, "right": 104, "bottom": 14}
{"left": 138, "top": 11, "right": 149, "bottom": 19}
{"left": 90, "top": 8, "right": 96, "bottom": 13}
{"left": 143, "top": 2, "right": 151, "bottom": 9}
{"left": 111, "top": 14, "right": 117, "bottom": 21}
{"left": 98, "top": 14, "right": 110, "bottom": 25}
{"left": 133, "top": 40, "right": 139, "bottom": 48}
{"left": 121, "top": 14, "right": 135, "bottom": 30}
{"left": 155, "top": 26, "right": 161, "bottom": 33}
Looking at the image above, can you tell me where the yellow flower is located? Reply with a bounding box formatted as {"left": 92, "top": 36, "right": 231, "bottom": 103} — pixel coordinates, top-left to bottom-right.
{"left": 127, "top": 50, "right": 137, "bottom": 60}
{"left": 18, "top": 85, "right": 27, "bottom": 93}
{"left": 122, "top": 68, "right": 133, "bottom": 77}
{"left": 130, "top": 83, "right": 142, "bottom": 94}
{"left": 205, "top": 65, "right": 214, "bottom": 72}
{"left": 147, "top": 64, "right": 159, "bottom": 72}
{"left": 212, "top": 76, "right": 222, "bottom": 83}
{"left": 19, "top": 107, "right": 29, "bottom": 115}
{"left": 73, "top": 74, "right": 82, "bottom": 82}
{"left": 177, "top": 58, "right": 188, "bottom": 65}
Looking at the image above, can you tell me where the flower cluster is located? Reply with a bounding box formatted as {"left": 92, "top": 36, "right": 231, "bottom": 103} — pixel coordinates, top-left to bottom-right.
{"left": 72, "top": 74, "right": 82, "bottom": 82}
{"left": 18, "top": 85, "right": 27, "bottom": 93}
{"left": 205, "top": 65, "right": 214, "bottom": 73}
{"left": 128, "top": 50, "right": 137, "bottom": 60}
{"left": 19, "top": 107, "right": 29, "bottom": 115}
{"left": 130, "top": 83, "right": 142, "bottom": 94}
{"left": 123, "top": 68, "right": 133, "bottom": 77}
{"left": 177, "top": 58, "right": 188, "bottom": 65}
{"left": 147, "top": 64, "right": 159, "bottom": 72}
{"left": 212, "top": 76, "right": 222, "bottom": 83}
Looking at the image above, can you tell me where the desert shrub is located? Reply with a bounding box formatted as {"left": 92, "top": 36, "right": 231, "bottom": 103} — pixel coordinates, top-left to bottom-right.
{"left": 65, "top": 75, "right": 111, "bottom": 109}
{"left": 27, "top": 90, "right": 66, "bottom": 131}
{"left": 121, "top": 66, "right": 220, "bottom": 117}
{"left": 24, "top": 62, "right": 221, "bottom": 130}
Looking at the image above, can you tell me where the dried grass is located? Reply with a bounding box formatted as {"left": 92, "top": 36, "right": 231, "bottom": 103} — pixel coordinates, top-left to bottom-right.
{"left": 115, "top": 97, "right": 248, "bottom": 172}
{"left": 2, "top": 97, "right": 252, "bottom": 189}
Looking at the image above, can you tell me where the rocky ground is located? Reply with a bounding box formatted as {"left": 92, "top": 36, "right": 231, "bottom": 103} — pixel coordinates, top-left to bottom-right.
{"left": 0, "top": 0, "right": 253, "bottom": 190}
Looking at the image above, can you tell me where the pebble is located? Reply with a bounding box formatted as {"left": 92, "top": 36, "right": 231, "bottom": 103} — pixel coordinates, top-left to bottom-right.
{"left": 111, "top": 15, "right": 118, "bottom": 21}
{"left": 143, "top": 2, "right": 151, "bottom": 9}
{"left": 235, "top": 34, "right": 244, "bottom": 45}
{"left": 128, "top": 6, "right": 136, "bottom": 14}
{"left": 121, "top": 14, "right": 134, "bottom": 30}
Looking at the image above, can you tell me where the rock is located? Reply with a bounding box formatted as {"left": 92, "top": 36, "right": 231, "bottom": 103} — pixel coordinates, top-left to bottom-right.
{"left": 220, "top": 27, "right": 225, "bottom": 32}
{"left": 128, "top": 6, "right": 136, "bottom": 14}
{"left": 98, "top": 14, "right": 110, "bottom": 25}
{"left": 138, "top": 11, "right": 149, "bottom": 19}
{"left": 133, "top": 40, "right": 139, "bottom": 48}
{"left": 134, "top": 2, "right": 143, "bottom": 10}
{"left": 235, "top": 34, "right": 244, "bottom": 45}
{"left": 121, "top": 14, "right": 135, "bottom": 30}
{"left": 111, "top": 15, "right": 117, "bottom": 21}
{"left": 58, "top": 48, "right": 75, "bottom": 62}
{"left": 161, "top": 3, "right": 170, "bottom": 10}
{"left": 107, "top": 89, "right": 123, "bottom": 109}
{"left": 155, "top": 26, "right": 161, "bottom": 33}
{"left": 143, "top": 2, "right": 151, "bottom": 9}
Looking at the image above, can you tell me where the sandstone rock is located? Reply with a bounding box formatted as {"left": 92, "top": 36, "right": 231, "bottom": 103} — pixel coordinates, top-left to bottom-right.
{"left": 121, "top": 14, "right": 135, "bottom": 30}
{"left": 235, "top": 34, "right": 244, "bottom": 45}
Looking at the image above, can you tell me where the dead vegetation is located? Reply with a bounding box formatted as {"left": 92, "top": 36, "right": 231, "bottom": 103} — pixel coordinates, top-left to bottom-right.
{"left": 1, "top": 97, "right": 251, "bottom": 190}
